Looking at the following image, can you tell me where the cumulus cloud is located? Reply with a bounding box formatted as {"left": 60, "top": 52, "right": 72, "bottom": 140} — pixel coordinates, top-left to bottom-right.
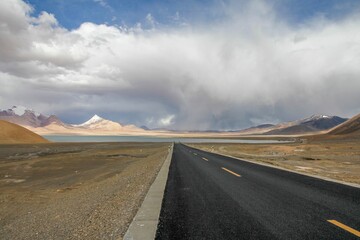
{"left": 1, "top": 0, "right": 360, "bottom": 129}
{"left": 159, "top": 115, "right": 175, "bottom": 127}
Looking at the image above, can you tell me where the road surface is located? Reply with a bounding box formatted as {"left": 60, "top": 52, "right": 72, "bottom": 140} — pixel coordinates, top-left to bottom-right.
{"left": 156, "top": 143, "right": 360, "bottom": 239}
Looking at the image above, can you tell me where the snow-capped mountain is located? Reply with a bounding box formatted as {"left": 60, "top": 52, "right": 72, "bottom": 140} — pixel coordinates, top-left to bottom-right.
{"left": 264, "top": 115, "right": 347, "bottom": 135}
{"left": 9, "top": 106, "right": 40, "bottom": 117}
{"left": 0, "top": 106, "right": 145, "bottom": 135}
{"left": 77, "top": 114, "right": 104, "bottom": 126}
{"left": 74, "top": 114, "right": 123, "bottom": 130}
{"left": 75, "top": 114, "right": 122, "bottom": 127}
{"left": 73, "top": 114, "right": 141, "bottom": 132}
{"left": 0, "top": 106, "right": 65, "bottom": 128}
{"left": 0, "top": 106, "right": 44, "bottom": 118}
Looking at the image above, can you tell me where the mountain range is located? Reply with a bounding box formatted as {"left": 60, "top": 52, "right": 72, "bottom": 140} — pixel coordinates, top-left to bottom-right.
{"left": 0, "top": 106, "right": 144, "bottom": 135}
{"left": 0, "top": 106, "right": 57, "bottom": 127}
{"left": 0, "top": 106, "right": 352, "bottom": 136}
{"left": 263, "top": 115, "right": 347, "bottom": 135}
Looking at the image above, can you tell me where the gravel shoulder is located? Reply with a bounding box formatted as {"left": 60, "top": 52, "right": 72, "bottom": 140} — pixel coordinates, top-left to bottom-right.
{"left": 0, "top": 142, "right": 171, "bottom": 240}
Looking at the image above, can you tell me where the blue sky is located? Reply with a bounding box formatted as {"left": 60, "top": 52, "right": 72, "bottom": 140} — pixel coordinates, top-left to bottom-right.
{"left": 26, "top": 0, "right": 360, "bottom": 30}
{"left": 26, "top": 0, "right": 228, "bottom": 29}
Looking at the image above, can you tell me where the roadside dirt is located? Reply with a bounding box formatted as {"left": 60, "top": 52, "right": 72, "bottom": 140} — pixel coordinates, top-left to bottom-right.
{"left": 189, "top": 138, "right": 360, "bottom": 185}
{"left": 0, "top": 142, "right": 170, "bottom": 240}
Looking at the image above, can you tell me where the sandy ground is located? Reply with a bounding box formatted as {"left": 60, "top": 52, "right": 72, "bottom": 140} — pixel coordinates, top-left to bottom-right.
{"left": 189, "top": 138, "right": 360, "bottom": 185}
{"left": 0, "top": 120, "right": 48, "bottom": 144}
{"left": 0, "top": 142, "right": 170, "bottom": 240}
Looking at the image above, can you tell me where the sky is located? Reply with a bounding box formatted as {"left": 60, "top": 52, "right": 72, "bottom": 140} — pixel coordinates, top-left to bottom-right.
{"left": 1, "top": 0, "right": 360, "bottom": 130}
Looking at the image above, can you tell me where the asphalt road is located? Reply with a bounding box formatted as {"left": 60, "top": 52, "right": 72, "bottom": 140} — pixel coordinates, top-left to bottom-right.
{"left": 155, "top": 143, "right": 360, "bottom": 240}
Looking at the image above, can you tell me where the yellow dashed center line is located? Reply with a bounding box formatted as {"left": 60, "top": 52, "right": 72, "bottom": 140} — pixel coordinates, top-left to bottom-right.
{"left": 327, "top": 220, "right": 360, "bottom": 237}
{"left": 221, "top": 167, "right": 241, "bottom": 177}
{"left": 202, "top": 157, "right": 209, "bottom": 161}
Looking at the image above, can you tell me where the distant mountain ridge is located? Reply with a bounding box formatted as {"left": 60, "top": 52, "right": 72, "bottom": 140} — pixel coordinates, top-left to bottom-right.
{"left": 72, "top": 114, "right": 141, "bottom": 131}
{"left": 0, "top": 106, "right": 144, "bottom": 135}
{"left": 0, "top": 106, "right": 65, "bottom": 128}
{"left": 264, "top": 115, "right": 347, "bottom": 135}
{"left": 232, "top": 115, "right": 348, "bottom": 135}
{"left": 0, "top": 106, "right": 352, "bottom": 136}
{"left": 232, "top": 124, "right": 275, "bottom": 134}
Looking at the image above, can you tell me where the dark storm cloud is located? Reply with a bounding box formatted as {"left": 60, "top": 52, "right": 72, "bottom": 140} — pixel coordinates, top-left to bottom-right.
{"left": 1, "top": 0, "right": 360, "bottom": 130}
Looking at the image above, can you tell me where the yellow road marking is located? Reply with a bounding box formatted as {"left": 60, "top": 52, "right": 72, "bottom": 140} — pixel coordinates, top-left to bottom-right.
{"left": 327, "top": 220, "right": 360, "bottom": 237}
{"left": 202, "top": 157, "right": 209, "bottom": 161}
{"left": 221, "top": 167, "right": 241, "bottom": 177}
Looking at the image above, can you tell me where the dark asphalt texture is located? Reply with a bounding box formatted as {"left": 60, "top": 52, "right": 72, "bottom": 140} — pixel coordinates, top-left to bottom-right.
{"left": 155, "top": 143, "right": 360, "bottom": 240}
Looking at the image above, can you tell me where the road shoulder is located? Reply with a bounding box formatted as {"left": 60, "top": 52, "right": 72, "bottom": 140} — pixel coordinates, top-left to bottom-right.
{"left": 123, "top": 143, "right": 174, "bottom": 240}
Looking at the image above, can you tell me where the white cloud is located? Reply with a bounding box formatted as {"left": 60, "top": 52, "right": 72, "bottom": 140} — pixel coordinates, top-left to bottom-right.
{"left": 31, "top": 11, "right": 58, "bottom": 27}
{"left": 146, "top": 13, "right": 156, "bottom": 28}
{"left": 1, "top": 0, "right": 360, "bottom": 129}
{"left": 159, "top": 115, "right": 175, "bottom": 127}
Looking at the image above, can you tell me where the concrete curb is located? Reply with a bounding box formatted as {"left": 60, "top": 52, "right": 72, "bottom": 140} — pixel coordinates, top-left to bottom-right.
{"left": 187, "top": 145, "right": 360, "bottom": 189}
{"left": 123, "top": 143, "right": 174, "bottom": 240}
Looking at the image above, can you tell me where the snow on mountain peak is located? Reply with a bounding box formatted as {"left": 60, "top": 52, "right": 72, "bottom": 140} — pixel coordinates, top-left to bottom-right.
{"left": 314, "top": 115, "right": 332, "bottom": 119}
{"left": 304, "top": 114, "right": 333, "bottom": 122}
{"left": 11, "top": 106, "right": 28, "bottom": 116}
{"left": 8, "top": 105, "right": 45, "bottom": 117}
{"left": 80, "top": 114, "right": 105, "bottom": 126}
{"left": 90, "top": 114, "right": 103, "bottom": 122}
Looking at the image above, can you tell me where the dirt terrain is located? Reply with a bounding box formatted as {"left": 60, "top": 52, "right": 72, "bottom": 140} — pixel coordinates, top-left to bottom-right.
{"left": 189, "top": 137, "right": 360, "bottom": 185}
{"left": 0, "top": 142, "right": 170, "bottom": 240}
{"left": 0, "top": 120, "right": 48, "bottom": 144}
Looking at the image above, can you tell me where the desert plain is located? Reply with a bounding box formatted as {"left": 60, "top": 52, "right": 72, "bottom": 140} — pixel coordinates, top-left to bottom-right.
{"left": 0, "top": 135, "right": 359, "bottom": 239}
{"left": 0, "top": 142, "right": 171, "bottom": 240}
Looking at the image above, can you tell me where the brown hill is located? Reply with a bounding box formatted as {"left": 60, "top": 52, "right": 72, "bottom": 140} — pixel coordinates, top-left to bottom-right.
{"left": 328, "top": 113, "right": 360, "bottom": 136}
{"left": 0, "top": 120, "right": 49, "bottom": 144}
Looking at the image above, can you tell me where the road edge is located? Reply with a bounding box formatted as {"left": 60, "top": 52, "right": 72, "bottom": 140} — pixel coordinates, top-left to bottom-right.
{"left": 123, "top": 143, "right": 174, "bottom": 240}
{"left": 187, "top": 144, "right": 360, "bottom": 189}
